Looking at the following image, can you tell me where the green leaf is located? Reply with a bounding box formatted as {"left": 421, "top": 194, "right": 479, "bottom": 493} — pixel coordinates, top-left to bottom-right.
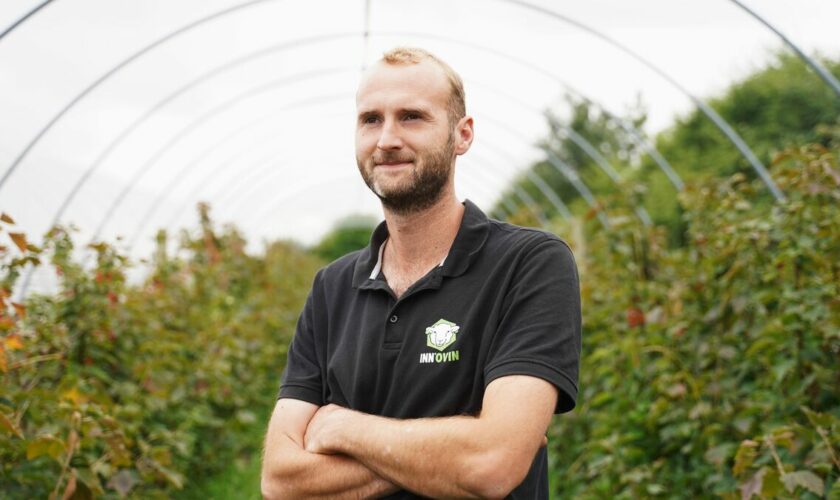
{"left": 733, "top": 440, "right": 758, "bottom": 476}
{"left": 106, "top": 469, "right": 138, "bottom": 498}
{"left": 704, "top": 443, "right": 735, "bottom": 467}
{"left": 740, "top": 467, "right": 765, "bottom": 500}
{"left": 68, "top": 474, "right": 93, "bottom": 500}
{"left": 154, "top": 463, "right": 184, "bottom": 489}
{"left": 781, "top": 470, "right": 824, "bottom": 496}
{"left": 0, "top": 411, "right": 22, "bottom": 438}
{"left": 761, "top": 468, "right": 783, "bottom": 498}
{"left": 828, "top": 477, "right": 840, "bottom": 500}
{"left": 26, "top": 435, "right": 66, "bottom": 460}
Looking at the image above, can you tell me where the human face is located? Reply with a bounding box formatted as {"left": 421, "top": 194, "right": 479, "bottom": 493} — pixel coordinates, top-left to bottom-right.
{"left": 355, "top": 60, "right": 467, "bottom": 215}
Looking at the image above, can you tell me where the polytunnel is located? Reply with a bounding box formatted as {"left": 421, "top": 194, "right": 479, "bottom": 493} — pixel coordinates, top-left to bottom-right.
{"left": 1, "top": 1, "right": 839, "bottom": 497}
{"left": 2, "top": 0, "right": 838, "bottom": 299}
{"left": 0, "top": 0, "right": 840, "bottom": 298}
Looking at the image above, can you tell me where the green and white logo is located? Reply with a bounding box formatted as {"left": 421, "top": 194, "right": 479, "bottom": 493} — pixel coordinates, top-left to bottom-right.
{"left": 425, "top": 319, "right": 460, "bottom": 352}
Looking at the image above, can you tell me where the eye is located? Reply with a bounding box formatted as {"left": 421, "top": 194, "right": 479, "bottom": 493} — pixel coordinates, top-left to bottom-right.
{"left": 360, "top": 114, "right": 380, "bottom": 125}
{"left": 403, "top": 112, "right": 421, "bottom": 121}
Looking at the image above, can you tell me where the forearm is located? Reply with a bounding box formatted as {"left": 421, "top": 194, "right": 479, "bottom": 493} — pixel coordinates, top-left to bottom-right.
{"left": 262, "top": 435, "right": 398, "bottom": 499}
{"left": 328, "top": 412, "right": 521, "bottom": 499}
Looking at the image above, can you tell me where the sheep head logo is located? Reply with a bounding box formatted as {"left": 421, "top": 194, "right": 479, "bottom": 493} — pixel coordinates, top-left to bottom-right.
{"left": 425, "top": 319, "right": 459, "bottom": 352}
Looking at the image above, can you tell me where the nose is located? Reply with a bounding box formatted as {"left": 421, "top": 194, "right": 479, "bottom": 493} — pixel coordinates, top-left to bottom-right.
{"left": 376, "top": 118, "right": 403, "bottom": 151}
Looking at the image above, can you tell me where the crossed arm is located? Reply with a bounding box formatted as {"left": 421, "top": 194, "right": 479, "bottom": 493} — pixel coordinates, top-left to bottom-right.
{"left": 260, "top": 375, "right": 558, "bottom": 499}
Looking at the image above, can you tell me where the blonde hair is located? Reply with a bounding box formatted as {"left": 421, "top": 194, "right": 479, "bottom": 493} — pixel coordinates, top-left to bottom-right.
{"left": 380, "top": 47, "right": 466, "bottom": 126}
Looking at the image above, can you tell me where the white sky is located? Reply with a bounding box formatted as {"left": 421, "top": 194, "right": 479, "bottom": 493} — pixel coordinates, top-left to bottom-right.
{"left": 1, "top": 0, "right": 839, "bottom": 295}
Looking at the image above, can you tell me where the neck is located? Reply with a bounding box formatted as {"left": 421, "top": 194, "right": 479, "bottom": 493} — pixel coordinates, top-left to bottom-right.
{"left": 381, "top": 187, "right": 464, "bottom": 271}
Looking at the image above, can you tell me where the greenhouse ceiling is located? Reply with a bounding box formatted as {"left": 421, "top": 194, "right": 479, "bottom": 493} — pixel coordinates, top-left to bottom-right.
{"left": 1, "top": 0, "right": 838, "bottom": 297}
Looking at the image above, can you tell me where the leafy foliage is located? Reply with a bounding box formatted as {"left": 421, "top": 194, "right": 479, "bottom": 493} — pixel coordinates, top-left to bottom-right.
{"left": 2, "top": 51, "right": 839, "bottom": 500}
{"left": 497, "top": 52, "right": 840, "bottom": 245}
{"left": 310, "top": 214, "right": 378, "bottom": 263}
{"left": 548, "top": 143, "right": 840, "bottom": 498}
{"left": 0, "top": 204, "right": 322, "bottom": 498}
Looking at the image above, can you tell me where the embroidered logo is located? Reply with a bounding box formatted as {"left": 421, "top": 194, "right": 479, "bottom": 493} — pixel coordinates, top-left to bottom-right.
{"left": 420, "top": 319, "right": 461, "bottom": 364}
{"left": 425, "top": 319, "right": 459, "bottom": 351}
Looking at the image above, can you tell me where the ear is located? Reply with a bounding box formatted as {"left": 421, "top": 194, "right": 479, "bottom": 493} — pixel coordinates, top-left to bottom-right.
{"left": 454, "top": 116, "right": 474, "bottom": 156}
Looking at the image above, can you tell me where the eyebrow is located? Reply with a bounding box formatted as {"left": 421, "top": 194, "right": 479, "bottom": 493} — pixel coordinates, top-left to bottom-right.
{"left": 357, "top": 110, "right": 380, "bottom": 122}
{"left": 357, "top": 107, "right": 433, "bottom": 122}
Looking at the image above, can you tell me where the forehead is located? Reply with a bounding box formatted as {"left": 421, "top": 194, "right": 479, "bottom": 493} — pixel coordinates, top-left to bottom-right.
{"left": 356, "top": 60, "right": 450, "bottom": 112}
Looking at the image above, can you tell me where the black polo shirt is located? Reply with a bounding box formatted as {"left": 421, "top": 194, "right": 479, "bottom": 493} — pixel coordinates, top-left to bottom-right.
{"left": 278, "top": 198, "right": 581, "bottom": 499}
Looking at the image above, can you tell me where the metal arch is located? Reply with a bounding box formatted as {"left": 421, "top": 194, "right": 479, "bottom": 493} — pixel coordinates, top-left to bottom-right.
{"left": 92, "top": 91, "right": 349, "bottom": 244}
{"left": 53, "top": 94, "right": 349, "bottom": 296}
{"left": 131, "top": 70, "right": 600, "bottom": 242}
{"left": 62, "top": 68, "right": 355, "bottom": 244}
{"left": 490, "top": 202, "right": 510, "bottom": 221}
{"left": 118, "top": 102, "right": 554, "bottom": 252}
{"left": 156, "top": 114, "right": 494, "bottom": 232}
{"left": 182, "top": 74, "right": 626, "bottom": 230}
{"left": 2, "top": 22, "right": 683, "bottom": 206}
{"left": 476, "top": 113, "right": 611, "bottom": 228}
{"left": 0, "top": 0, "right": 54, "bottom": 42}
{"left": 76, "top": 109, "right": 356, "bottom": 280}
{"left": 208, "top": 113, "right": 567, "bottom": 229}
{"left": 475, "top": 138, "right": 571, "bottom": 223}
{"left": 464, "top": 82, "right": 650, "bottom": 226}
{"left": 21, "top": 28, "right": 675, "bottom": 239}
{"left": 240, "top": 161, "right": 546, "bottom": 243}
{"left": 482, "top": 153, "right": 572, "bottom": 224}
{"left": 447, "top": 149, "right": 552, "bottom": 228}
{"left": 0, "top": 0, "right": 294, "bottom": 191}
{"left": 128, "top": 125, "right": 341, "bottom": 251}
{"left": 51, "top": 34, "right": 358, "bottom": 235}
{"left": 468, "top": 80, "right": 625, "bottom": 182}
{"left": 729, "top": 0, "right": 840, "bottom": 99}
{"left": 496, "top": 0, "right": 785, "bottom": 201}
{"left": 156, "top": 110, "right": 545, "bottom": 241}
{"left": 246, "top": 167, "right": 536, "bottom": 237}
{"left": 209, "top": 150, "right": 538, "bottom": 245}
{"left": 30, "top": 28, "right": 647, "bottom": 239}
{"left": 170, "top": 130, "right": 558, "bottom": 237}
{"left": 110, "top": 77, "right": 604, "bottom": 249}
{"left": 482, "top": 114, "right": 651, "bottom": 227}
{"left": 6, "top": 1, "right": 792, "bottom": 206}
{"left": 161, "top": 115, "right": 334, "bottom": 231}
{"left": 224, "top": 143, "right": 554, "bottom": 232}
{"left": 91, "top": 31, "right": 661, "bottom": 247}
{"left": 191, "top": 144, "right": 548, "bottom": 245}
{"left": 89, "top": 85, "right": 351, "bottom": 243}
{"left": 524, "top": 170, "right": 572, "bottom": 221}
{"left": 3, "top": 0, "right": 664, "bottom": 298}
{"left": 375, "top": 30, "right": 685, "bottom": 192}
{"left": 464, "top": 129, "right": 573, "bottom": 221}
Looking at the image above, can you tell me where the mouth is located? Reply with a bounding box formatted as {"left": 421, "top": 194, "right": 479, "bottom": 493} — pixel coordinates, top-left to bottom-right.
{"left": 375, "top": 161, "right": 413, "bottom": 169}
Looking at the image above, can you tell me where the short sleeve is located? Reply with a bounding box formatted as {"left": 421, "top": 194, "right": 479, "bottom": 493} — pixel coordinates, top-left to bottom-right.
{"left": 484, "top": 237, "right": 582, "bottom": 414}
{"left": 277, "top": 271, "right": 324, "bottom": 406}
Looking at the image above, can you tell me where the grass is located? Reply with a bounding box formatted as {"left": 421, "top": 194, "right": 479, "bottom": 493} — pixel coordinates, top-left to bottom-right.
{"left": 174, "top": 405, "right": 272, "bottom": 500}
{"left": 175, "top": 452, "right": 263, "bottom": 500}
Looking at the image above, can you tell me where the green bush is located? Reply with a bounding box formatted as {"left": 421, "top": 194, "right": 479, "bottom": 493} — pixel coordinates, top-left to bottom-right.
{"left": 0, "top": 204, "right": 322, "bottom": 498}
{"left": 2, "top": 145, "right": 837, "bottom": 498}
{"left": 548, "top": 143, "right": 839, "bottom": 498}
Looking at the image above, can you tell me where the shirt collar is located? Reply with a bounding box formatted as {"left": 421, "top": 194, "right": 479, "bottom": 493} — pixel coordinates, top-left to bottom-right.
{"left": 352, "top": 198, "right": 490, "bottom": 289}
{"left": 368, "top": 236, "right": 448, "bottom": 280}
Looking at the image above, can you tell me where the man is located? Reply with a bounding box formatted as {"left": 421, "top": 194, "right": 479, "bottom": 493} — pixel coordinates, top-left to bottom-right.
{"left": 261, "top": 47, "right": 581, "bottom": 499}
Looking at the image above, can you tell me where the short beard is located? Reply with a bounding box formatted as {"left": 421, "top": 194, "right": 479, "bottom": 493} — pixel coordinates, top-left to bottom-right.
{"left": 357, "top": 134, "right": 455, "bottom": 216}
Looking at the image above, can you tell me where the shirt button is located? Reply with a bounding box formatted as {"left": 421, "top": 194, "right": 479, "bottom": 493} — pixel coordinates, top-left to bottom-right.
{"left": 389, "top": 315, "right": 398, "bottom": 323}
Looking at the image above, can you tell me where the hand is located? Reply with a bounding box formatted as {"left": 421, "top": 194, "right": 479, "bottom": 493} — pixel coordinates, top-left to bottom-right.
{"left": 304, "top": 403, "right": 352, "bottom": 455}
